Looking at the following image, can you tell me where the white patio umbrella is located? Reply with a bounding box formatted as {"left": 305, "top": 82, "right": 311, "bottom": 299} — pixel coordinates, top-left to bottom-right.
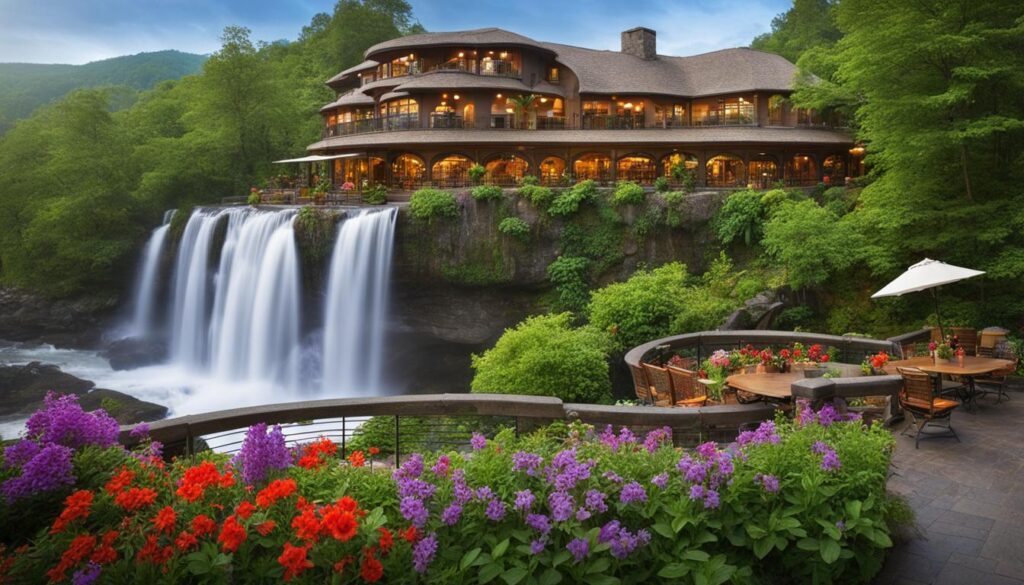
{"left": 871, "top": 258, "right": 985, "bottom": 338}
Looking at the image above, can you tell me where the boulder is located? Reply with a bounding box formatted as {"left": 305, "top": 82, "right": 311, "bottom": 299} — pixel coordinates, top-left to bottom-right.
{"left": 0, "top": 286, "right": 118, "bottom": 348}
{"left": 103, "top": 337, "right": 168, "bottom": 371}
{"left": 721, "top": 291, "right": 785, "bottom": 330}
{"left": 78, "top": 389, "right": 168, "bottom": 424}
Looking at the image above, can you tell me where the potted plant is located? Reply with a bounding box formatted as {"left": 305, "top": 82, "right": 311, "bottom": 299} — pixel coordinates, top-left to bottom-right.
{"left": 860, "top": 351, "right": 890, "bottom": 375}
{"left": 468, "top": 164, "right": 486, "bottom": 185}
{"left": 930, "top": 340, "right": 954, "bottom": 362}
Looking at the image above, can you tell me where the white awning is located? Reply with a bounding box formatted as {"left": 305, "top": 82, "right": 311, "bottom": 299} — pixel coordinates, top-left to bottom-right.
{"left": 272, "top": 153, "right": 367, "bottom": 164}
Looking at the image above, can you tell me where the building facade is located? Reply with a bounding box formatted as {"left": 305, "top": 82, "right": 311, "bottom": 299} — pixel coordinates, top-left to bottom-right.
{"left": 306, "top": 27, "right": 860, "bottom": 190}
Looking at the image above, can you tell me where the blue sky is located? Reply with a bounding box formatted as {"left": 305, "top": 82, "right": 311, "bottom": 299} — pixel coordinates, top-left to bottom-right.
{"left": 0, "top": 0, "right": 789, "bottom": 64}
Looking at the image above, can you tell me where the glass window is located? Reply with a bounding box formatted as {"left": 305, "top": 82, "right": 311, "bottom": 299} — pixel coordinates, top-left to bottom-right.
{"left": 484, "top": 155, "right": 529, "bottom": 186}
{"left": 616, "top": 155, "right": 656, "bottom": 184}
{"left": 573, "top": 153, "right": 612, "bottom": 182}
{"left": 706, "top": 154, "right": 746, "bottom": 187}
{"left": 432, "top": 155, "right": 474, "bottom": 187}
{"left": 548, "top": 67, "right": 560, "bottom": 82}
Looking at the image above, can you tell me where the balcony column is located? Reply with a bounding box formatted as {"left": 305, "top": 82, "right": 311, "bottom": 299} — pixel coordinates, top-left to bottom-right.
{"left": 609, "top": 149, "right": 618, "bottom": 184}
{"left": 753, "top": 94, "right": 760, "bottom": 126}
{"left": 697, "top": 150, "right": 708, "bottom": 187}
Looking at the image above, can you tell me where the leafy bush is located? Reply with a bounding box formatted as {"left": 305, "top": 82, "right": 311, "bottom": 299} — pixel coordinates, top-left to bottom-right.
{"left": 662, "top": 191, "right": 688, "bottom": 228}
{"left": 246, "top": 191, "right": 260, "bottom": 205}
{"left": 518, "top": 184, "right": 554, "bottom": 208}
{"left": 498, "top": 216, "right": 530, "bottom": 240}
{"left": 468, "top": 163, "right": 486, "bottom": 184}
{"left": 471, "top": 313, "right": 612, "bottom": 403}
{"left": 0, "top": 398, "right": 898, "bottom": 584}
{"left": 762, "top": 199, "right": 859, "bottom": 288}
{"left": 549, "top": 180, "right": 598, "bottom": 216}
{"left": 653, "top": 176, "right": 670, "bottom": 193}
{"left": 612, "top": 181, "right": 646, "bottom": 206}
{"left": 409, "top": 188, "right": 459, "bottom": 221}
{"left": 713, "top": 189, "right": 766, "bottom": 246}
{"left": 470, "top": 185, "right": 504, "bottom": 201}
{"left": 547, "top": 255, "right": 591, "bottom": 314}
{"left": 293, "top": 206, "right": 336, "bottom": 266}
{"left": 519, "top": 175, "right": 540, "bottom": 187}
{"left": 364, "top": 184, "right": 388, "bottom": 205}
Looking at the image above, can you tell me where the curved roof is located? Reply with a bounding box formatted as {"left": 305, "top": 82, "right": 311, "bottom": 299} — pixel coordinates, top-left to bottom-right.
{"left": 365, "top": 27, "right": 554, "bottom": 59}
{"left": 319, "top": 91, "right": 375, "bottom": 112}
{"left": 379, "top": 91, "right": 410, "bottom": 102}
{"left": 326, "top": 59, "right": 378, "bottom": 86}
{"left": 392, "top": 71, "right": 564, "bottom": 96}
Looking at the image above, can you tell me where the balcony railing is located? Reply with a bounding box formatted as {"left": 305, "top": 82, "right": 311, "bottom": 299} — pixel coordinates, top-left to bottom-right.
{"left": 694, "top": 113, "right": 756, "bottom": 126}
{"left": 490, "top": 115, "right": 567, "bottom": 130}
{"left": 429, "top": 113, "right": 469, "bottom": 129}
{"left": 321, "top": 114, "right": 421, "bottom": 138}
{"left": 581, "top": 114, "right": 646, "bottom": 130}
{"left": 654, "top": 116, "right": 689, "bottom": 128}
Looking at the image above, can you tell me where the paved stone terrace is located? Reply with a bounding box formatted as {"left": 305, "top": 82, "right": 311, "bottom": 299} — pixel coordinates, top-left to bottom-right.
{"left": 875, "top": 388, "right": 1024, "bottom": 584}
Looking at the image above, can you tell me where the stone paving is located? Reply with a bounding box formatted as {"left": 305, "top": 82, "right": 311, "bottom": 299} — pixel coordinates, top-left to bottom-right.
{"left": 874, "top": 388, "right": 1024, "bottom": 585}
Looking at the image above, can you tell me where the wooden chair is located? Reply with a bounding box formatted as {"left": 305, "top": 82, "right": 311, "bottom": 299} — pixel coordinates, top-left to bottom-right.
{"left": 901, "top": 344, "right": 917, "bottom": 358}
{"left": 897, "top": 367, "right": 960, "bottom": 449}
{"left": 641, "top": 363, "right": 675, "bottom": 407}
{"left": 951, "top": 327, "right": 979, "bottom": 356}
{"left": 976, "top": 345, "right": 995, "bottom": 358}
{"left": 666, "top": 366, "right": 709, "bottom": 407}
{"left": 628, "top": 363, "right": 654, "bottom": 405}
{"left": 975, "top": 357, "right": 1018, "bottom": 403}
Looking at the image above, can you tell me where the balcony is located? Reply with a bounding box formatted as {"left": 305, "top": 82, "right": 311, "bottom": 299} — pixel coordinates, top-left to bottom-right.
{"left": 490, "top": 114, "right": 567, "bottom": 129}
{"left": 429, "top": 113, "right": 469, "bottom": 129}
{"left": 321, "top": 114, "right": 421, "bottom": 138}
{"left": 694, "top": 113, "right": 756, "bottom": 126}
{"left": 581, "top": 114, "right": 645, "bottom": 130}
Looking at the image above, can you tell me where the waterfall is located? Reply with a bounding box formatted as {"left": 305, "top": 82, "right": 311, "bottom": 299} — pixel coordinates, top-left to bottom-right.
{"left": 125, "top": 211, "right": 174, "bottom": 337}
{"left": 169, "top": 209, "right": 229, "bottom": 366}
{"left": 322, "top": 207, "right": 398, "bottom": 395}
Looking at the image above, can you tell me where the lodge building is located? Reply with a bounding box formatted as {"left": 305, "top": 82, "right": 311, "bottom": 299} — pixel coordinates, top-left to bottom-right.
{"left": 306, "top": 27, "right": 860, "bottom": 190}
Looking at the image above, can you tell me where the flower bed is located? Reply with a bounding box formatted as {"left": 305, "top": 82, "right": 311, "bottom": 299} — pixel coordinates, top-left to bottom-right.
{"left": 0, "top": 394, "right": 903, "bottom": 584}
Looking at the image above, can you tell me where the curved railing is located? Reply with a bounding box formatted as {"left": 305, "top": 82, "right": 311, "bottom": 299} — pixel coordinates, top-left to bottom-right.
{"left": 119, "top": 393, "right": 777, "bottom": 462}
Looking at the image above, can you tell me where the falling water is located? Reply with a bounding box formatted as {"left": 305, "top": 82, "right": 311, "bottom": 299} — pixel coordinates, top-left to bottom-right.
{"left": 322, "top": 207, "right": 398, "bottom": 395}
{"left": 124, "top": 210, "right": 175, "bottom": 337}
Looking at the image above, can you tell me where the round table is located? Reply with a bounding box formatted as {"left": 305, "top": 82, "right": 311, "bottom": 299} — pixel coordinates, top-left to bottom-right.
{"left": 725, "top": 363, "right": 864, "bottom": 401}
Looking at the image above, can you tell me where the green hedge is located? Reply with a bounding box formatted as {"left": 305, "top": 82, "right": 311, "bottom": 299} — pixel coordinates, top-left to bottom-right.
{"left": 409, "top": 188, "right": 459, "bottom": 221}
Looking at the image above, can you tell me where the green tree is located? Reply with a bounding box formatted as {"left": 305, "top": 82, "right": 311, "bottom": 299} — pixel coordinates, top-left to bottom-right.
{"left": 750, "top": 0, "right": 841, "bottom": 63}
{"left": 762, "top": 199, "right": 860, "bottom": 288}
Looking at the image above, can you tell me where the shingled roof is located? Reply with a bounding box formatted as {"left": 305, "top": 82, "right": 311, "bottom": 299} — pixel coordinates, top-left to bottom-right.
{"left": 326, "top": 59, "right": 378, "bottom": 86}
{"left": 392, "top": 71, "right": 565, "bottom": 97}
{"left": 319, "top": 91, "right": 376, "bottom": 112}
{"left": 365, "top": 27, "right": 554, "bottom": 60}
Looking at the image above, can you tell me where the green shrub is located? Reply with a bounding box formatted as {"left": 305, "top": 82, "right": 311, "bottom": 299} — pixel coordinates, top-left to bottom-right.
{"left": 167, "top": 205, "right": 191, "bottom": 242}
{"left": 363, "top": 184, "right": 387, "bottom": 205}
{"left": 246, "top": 191, "right": 261, "bottom": 205}
{"left": 762, "top": 199, "right": 858, "bottom": 288}
{"left": 547, "top": 255, "right": 591, "bottom": 314}
{"left": 714, "top": 188, "right": 767, "bottom": 245}
{"left": 471, "top": 312, "right": 612, "bottom": 403}
{"left": 519, "top": 174, "right": 540, "bottom": 187}
{"left": 293, "top": 206, "right": 336, "bottom": 267}
{"left": 470, "top": 185, "right": 504, "bottom": 201}
{"left": 612, "top": 181, "right": 646, "bottom": 206}
{"left": 653, "top": 176, "right": 670, "bottom": 193}
{"left": 518, "top": 184, "right": 553, "bottom": 208}
{"left": 497, "top": 216, "right": 530, "bottom": 240}
{"left": 662, "top": 191, "right": 688, "bottom": 228}
{"left": 409, "top": 188, "right": 458, "bottom": 221}
{"left": 548, "top": 180, "right": 597, "bottom": 216}
{"left": 467, "top": 163, "right": 486, "bottom": 184}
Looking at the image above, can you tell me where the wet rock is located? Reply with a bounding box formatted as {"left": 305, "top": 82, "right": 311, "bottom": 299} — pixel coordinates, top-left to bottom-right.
{"left": 0, "top": 286, "right": 118, "bottom": 348}
{"left": 104, "top": 337, "right": 168, "bottom": 371}
{"left": 78, "top": 389, "right": 168, "bottom": 424}
{"left": 721, "top": 291, "right": 786, "bottom": 330}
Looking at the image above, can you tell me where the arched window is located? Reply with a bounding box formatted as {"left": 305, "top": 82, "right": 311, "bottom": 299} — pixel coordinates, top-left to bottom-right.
{"left": 573, "top": 153, "right": 611, "bottom": 182}
{"left": 391, "top": 154, "right": 425, "bottom": 189}
{"left": 484, "top": 155, "right": 529, "bottom": 186}
{"left": 539, "top": 156, "right": 566, "bottom": 185}
{"left": 432, "top": 154, "right": 474, "bottom": 188}
{"left": 661, "top": 153, "right": 698, "bottom": 181}
{"left": 706, "top": 154, "right": 746, "bottom": 187}
{"left": 822, "top": 155, "right": 846, "bottom": 185}
{"left": 785, "top": 154, "right": 818, "bottom": 186}
{"left": 616, "top": 154, "right": 657, "bottom": 184}
{"left": 748, "top": 156, "right": 779, "bottom": 189}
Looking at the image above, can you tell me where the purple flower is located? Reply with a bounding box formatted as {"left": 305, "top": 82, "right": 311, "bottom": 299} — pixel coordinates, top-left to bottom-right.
{"left": 400, "top": 496, "right": 429, "bottom": 527}
{"left": 511, "top": 452, "right": 543, "bottom": 475}
{"left": 548, "top": 491, "right": 575, "bottom": 522}
{"left": 598, "top": 520, "right": 621, "bottom": 544}
{"left": 575, "top": 508, "right": 591, "bottom": 521}
{"left": 1, "top": 443, "right": 75, "bottom": 503}
{"left": 129, "top": 422, "right": 150, "bottom": 440}
{"left": 3, "top": 440, "right": 41, "bottom": 470}
{"left": 683, "top": 461, "right": 708, "bottom": 484}
{"left": 704, "top": 489, "right": 720, "bottom": 509}
{"left": 737, "top": 420, "right": 780, "bottom": 446}
{"left": 603, "top": 470, "right": 624, "bottom": 484}
{"left": 688, "top": 484, "right": 705, "bottom": 501}
{"left": 609, "top": 529, "right": 642, "bottom": 559}
{"left": 696, "top": 442, "right": 717, "bottom": 459}
{"left": 25, "top": 393, "right": 119, "bottom": 449}
{"left": 836, "top": 520, "right": 846, "bottom": 532}
{"left": 811, "top": 441, "right": 830, "bottom": 455}
{"left": 397, "top": 477, "right": 437, "bottom": 500}
{"left": 755, "top": 473, "right": 780, "bottom": 494}
{"left": 475, "top": 486, "right": 494, "bottom": 501}
{"left": 817, "top": 404, "right": 841, "bottom": 426}
{"left": 452, "top": 470, "right": 473, "bottom": 504}
{"left": 71, "top": 562, "right": 101, "bottom": 585}
{"left": 550, "top": 448, "right": 578, "bottom": 470}
{"left": 470, "top": 433, "right": 486, "bottom": 450}
{"left": 394, "top": 453, "right": 424, "bottom": 480}
{"left": 485, "top": 499, "right": 506, "bottom": 522}
{"left": 795, "top": 399, "right": 816, "bottom": 426}
{"left": 530, "top": 539, "right": 546, "bottom": 554}
{"left": 821, "top": 450, "right": 842, "bottom": 472}
{"left": 514, "top": 489, "right": 535, "bottom": 511}
{"left": 651, "top": 473, "right": 669, "bottom": 489}
{"left": 567, "top": 538, "right": 589, "bottom": 563}
{"left": 431, "top": 455, "right": 450, "bottom": 478}
{"left": 643, "top": 426, "right": 672, "bottom": 453}
{"left": 441, "top": 502, "right": 462, "bottom": 526}
{"left": 232, "top": 423, "right": 291, "bottom": 486}
{"left": 412, "top": 533, "right": 438, "bottom": 573}
{"left": 599, "top": 426, "right": 638, "bottom": 452}
{"left": 526, "top": 513, "right": 552, "bottom": 535}
{"left": 585, "top": 489, "right": 608, "bottom": 513}
{"left": 620, "top": 481, "right": 647, "bottom": 504}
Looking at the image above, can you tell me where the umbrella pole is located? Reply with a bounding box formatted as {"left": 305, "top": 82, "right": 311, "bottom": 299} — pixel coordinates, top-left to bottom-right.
{"left": 932, "top": 288, "right": 945, "bottom": 340}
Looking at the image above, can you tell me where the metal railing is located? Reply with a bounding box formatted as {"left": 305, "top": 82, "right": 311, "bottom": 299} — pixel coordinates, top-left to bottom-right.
{"left": 694, "top": 114, "right": 757, "bottom": 126}
{"left": 581, "top": 114, "right": 646, "bottom": 130}
{"left": 119, "top": 394, "right": 777, "bottom": 462}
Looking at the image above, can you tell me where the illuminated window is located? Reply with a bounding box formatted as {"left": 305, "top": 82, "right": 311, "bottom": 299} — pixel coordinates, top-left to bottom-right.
{"left": 706, "top": 154, "right": 745, "bottom": 187}
{"left": 548, "top": 67, "right": 560, "bottom": 82}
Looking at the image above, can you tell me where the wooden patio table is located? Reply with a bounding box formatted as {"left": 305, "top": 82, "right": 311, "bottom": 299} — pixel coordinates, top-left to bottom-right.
{"left": 725, "top": 363, "right": 864, "bottom": 401}
{"left": 886, "top": 356, "right": 1014, "bottom": 411}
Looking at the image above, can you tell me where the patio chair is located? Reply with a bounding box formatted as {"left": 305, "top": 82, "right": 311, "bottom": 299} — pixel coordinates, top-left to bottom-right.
{"left": 975, "top": 357, "right": 1018, "bottom": 403}
{"left": 897, "top": 367, "right": 960, "bottom": 449}
{"left": 951, "top": 327, "right": 979, "bottom": 355}
{"left": 666, "top": 366, "right": 709, "bottom": 407}
{"left": 901, "top": 344, "right": 917, "bottom": 358}
{"left": 628, "top": 363, "right": 655, "bottom": 405}
{"left": 641, "top": 363, "right": 676, "bottom": 407}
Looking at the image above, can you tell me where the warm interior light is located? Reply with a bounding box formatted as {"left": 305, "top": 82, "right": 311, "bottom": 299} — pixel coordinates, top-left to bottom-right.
{"left": 540, "top": 97, "right": 547, "bottom": 103}
{"left": 496, "top": 93, "right": 502, "bottom": 98}
{"left": 506, "top": 108, "right": 514, "bottom": 113}
{"left": 624, "top": 103, "right": 633, "bottom": 109}
{"left": 458, "top": 52, "right": 464, "bottom": 58}
{"left": 442, "top": 94, "right": 448, "bottom": 99}
{"left": 453, "top": 94, "right": 460, "bottom": 100}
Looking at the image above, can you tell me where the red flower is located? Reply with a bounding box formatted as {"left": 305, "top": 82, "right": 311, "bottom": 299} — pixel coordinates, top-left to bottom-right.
{"left": 255, "top": 479, "right": 297, "bottom": 508}
{"left": 46, "top": 534, "right": 96, "bottom": 582}
{"left": 291, "top": 508, "right": 321, "bottom": 542}
{"left": 297, "top": 437, "right": 338, "bottom": 470}
{"left": 176, "top": 461, "right": 227, "bottom": 502}
{"left": 104, "top": 468, "right": 136, "bottom": 495}
{"left": 90, "top": 530, "right": 119, "bottom": 565}
{"left": 360, "top": 552, "right": 384, "bottom": 582}
{"left": 368, "top": 447, "right": 380, "bottom": 456}
{"left": 51, "top": 490, "right": 93, "bottom": 534}
{"left": 256, "top": 520, "right": 277, "bottom": 536}
{"left": 377, "top": 527, "right": 394, "bottom": 553}
{"left": 320, "top": 506, "right": 358, "bottom": 542}
{"left": 820, "top": 354, "right": 830, "bottom": 363}
{"left": 236, "top": 501, "right": 255, "bottom": 520}
{"left": 278, "top": 543, "right": 313, "bottom": 581}
{"left": 219, "top": 471, "right": 236, "bottom": 488}
{"left": 218, "top": 515, "right": 247, "bottom": 553}
{"left": 115, "top": 487, "right": 157, "bottom": 511}
{"left": 334, "top": 555, "right": 355, "bottom": 574}
{"left": 191, "top": 514, "right": 217, "bottom": 537}
{"left": 153, "top": 506, "right": 176, "bottom": 534}
{"left": 348, "top": 451, "right": 366, "bottom": 468}
{"left": 336, "top": 496, "right": 358, "bottom": 513}
{"left": 400, "top": 525, "right": 419, "bottom": 543}
{"left": 175, "top": 531, "right": 198, "bottom": 551}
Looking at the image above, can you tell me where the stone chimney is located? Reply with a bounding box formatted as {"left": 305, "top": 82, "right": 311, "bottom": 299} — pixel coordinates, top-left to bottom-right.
{"left": 621, "top": 27, "right": 657, "bottom": 60}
